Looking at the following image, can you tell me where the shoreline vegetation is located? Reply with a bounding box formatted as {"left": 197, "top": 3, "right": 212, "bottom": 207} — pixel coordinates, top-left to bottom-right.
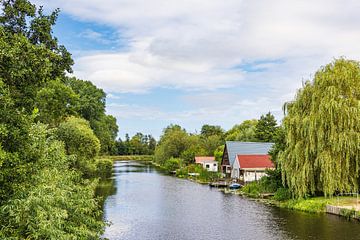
{"left": 100, "top": 155, "right": 154, "bottom": 161}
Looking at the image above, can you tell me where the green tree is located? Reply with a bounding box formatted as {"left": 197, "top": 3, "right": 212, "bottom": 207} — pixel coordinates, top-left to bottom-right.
{"left": 56, "top": 116, "right": 100, "bottom": 174}
{"left": 0, "top": 0, "right": 73, "bottom": 111}
{"left": 201, "top": 135, "right": 223, "bottom": 156}
{"left": 268, "top": 126, "right": 286, "bottom": 165}
{"left": 214, "top": 145, "right": 224, "bottom": 163}
{"left": 180, "top": 135, "right": 207, "bottom": 164}
{"left": 66, "top": 77, "right": 105, "bottom": 122}
{"left": 226, "top": 119, "right": 258, "bottom": 141}
{"left": 0, "top": 1, "right": 111, "bottom": 238}
{"left": 92, "top": 115, "right": 119, "bottom": 154}
{"left": 280, "top": 59, "right": 360, "bottom": 198}
{"left": 255, "top": 112, "right": 277, "bottom": 142}
{"left": 200, "top": 124, "right": 225, "bottom": 139}
{"left": 154, "top": 125, "right": 190, "bottom": 164}
{"left": 0, "top": 123, "right": 104, "bottom": 239}
{"left": 35, "top": 80, "right": 79, "bottom": 125}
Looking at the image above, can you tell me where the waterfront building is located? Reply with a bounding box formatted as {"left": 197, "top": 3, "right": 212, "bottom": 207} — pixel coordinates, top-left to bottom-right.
{"left": 220, "top": 141, "right": 274, "bottom": 177}
{"left": 231, "top": 154, "right": 274, "bottom": 182}
{"left": 195, "top": 156, "right": 218, "bottom": 172}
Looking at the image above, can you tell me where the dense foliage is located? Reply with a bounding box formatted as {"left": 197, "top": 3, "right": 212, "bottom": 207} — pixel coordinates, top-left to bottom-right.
{"left": 0, "top": 0, "right": 117, "bottom": 238}
{"left": 225, "top": 115, "right": 278, "bottom": 143}
{"left": 255, "top": 112, "right": 278, "bottom": 142}
{"left": 279, "top": 59, "right": 360, "bottom": 198}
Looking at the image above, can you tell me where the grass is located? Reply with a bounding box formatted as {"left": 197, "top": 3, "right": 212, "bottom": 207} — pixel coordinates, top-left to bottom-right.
{"left": 278, "top": 196, "right": 360, "bottom": 214}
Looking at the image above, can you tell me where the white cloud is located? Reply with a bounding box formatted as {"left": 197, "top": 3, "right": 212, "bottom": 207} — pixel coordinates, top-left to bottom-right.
{"left": 33, "top": 0, "right": 360, "bottom": 135}
{"left": 33, "top": 0, "right": 360, "bottom": 93}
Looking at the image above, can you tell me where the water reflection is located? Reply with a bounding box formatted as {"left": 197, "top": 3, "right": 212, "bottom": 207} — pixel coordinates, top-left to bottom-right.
{"left": 100, "top": 161, "right": 360, "bottom": 240}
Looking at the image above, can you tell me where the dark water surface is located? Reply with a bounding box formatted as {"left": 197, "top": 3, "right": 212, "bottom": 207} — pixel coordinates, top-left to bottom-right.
{"left": 100, "top": 161, "right": 360, "bottom": 240}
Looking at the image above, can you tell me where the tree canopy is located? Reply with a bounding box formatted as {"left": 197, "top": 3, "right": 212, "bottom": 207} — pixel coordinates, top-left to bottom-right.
{"left": 255, "top": 112, "right": 278, "bottom": 142}
{"left": 225, "top": 119, "right": 258, "bottom": 141}
{"left": 279, "top": 59, "right": 360, "bottom": 197}
{"left": 0, "top": 0, "right": 116, "bottom": 238}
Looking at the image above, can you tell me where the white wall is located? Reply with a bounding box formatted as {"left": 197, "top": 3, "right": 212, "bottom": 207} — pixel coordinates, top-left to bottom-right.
{"left": 202, "top": 162, "right": 218, "bottom": 172}
{"left": 244, "top": 171, "right": 267, "bottom": 182}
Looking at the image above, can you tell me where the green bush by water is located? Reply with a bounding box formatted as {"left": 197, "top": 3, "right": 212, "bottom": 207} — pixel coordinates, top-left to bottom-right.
{"left": 273, "top": 188, "right": 292, "bottom": 201}
{"left": 96, "top": 158, "right": 113, "bottom": 179}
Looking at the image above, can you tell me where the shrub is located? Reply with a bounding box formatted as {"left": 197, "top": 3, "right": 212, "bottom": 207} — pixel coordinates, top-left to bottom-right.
{"left": 96, "top": 158, "right": 113, "bottom": 179}
{"left": 164, "top": 157, "right": 181, "bottom": 172}
{"left": 242, "top": 182, "right": 261, "bottom": 198}
{"left": 273, "top": 187, "right": 292, "bottom": 201}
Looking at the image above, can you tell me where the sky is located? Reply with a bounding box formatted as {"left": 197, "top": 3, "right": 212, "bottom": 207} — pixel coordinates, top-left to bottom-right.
{"left": 33, "top": 0, "right": 360, "bottom": 139}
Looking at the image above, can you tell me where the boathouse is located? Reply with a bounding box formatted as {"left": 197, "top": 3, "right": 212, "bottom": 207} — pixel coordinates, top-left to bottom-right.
{"left": 195, "top": 156, "right": 218, "bottom": 172}
{"left": 231, "top": 154, "right": 274, "bottom": 182}
{"left": 220, "top": 141, "right": 274, "bottom": 177}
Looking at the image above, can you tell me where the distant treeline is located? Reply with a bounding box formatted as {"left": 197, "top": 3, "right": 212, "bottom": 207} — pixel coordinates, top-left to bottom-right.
{"left": 113, "top": 133, "right": 157, "bottom": 155}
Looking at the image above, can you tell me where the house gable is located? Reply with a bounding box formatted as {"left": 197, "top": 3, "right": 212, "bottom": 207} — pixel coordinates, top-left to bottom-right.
{"left": 221, "top": 144, "right": 230, "bottom": 166}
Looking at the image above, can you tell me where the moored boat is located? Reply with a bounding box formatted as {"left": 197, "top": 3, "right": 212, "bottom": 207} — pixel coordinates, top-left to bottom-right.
{"left": 229, "top": 183, "right": 242, "bottom": 190}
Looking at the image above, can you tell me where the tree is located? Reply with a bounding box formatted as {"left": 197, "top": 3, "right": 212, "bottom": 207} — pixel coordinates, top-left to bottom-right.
{"left": 66, "top": 77, "right": 106, "bottom": 122}
{"left": 214, "top": 145, "right": 224, "bottom": 163}
{"left": 154, "top": 125, "right": 190, "bottom": 164}
{"left": 35, "top": 80, "right": 79, "bottom": 125}
{"left": 268, "top": 126, "right": 286, "bottom": 165}
{"left": 92, "top": 115, "right": 118, "bottom": 154}
{"left": 0, "top": 1, "right": 111, "bottom": 238}
{"left": 0, "top": 124, "right": 104, "bottom": 239}
{"left": 201, "top": 135, "right": 223, "bottom": 156}
{"left": 65, "top": 77, "right": 118, "bottom": 154}
{"left": 279, "top": 59, "right": 360, "bottom": 198}
{"left": 226, "top": 119, "right": 258, "bottom": 141}
{"left": 255, "top": 112, "right": 277, "bottom": 142}
{"left": 56, "top": 116, "right": 100, "bottom": 174}
{"left": 200, "top": 124, "right": 224, "bottom": 139}
{"left": 0, "top": 0, "right": 73, "bottom": 111}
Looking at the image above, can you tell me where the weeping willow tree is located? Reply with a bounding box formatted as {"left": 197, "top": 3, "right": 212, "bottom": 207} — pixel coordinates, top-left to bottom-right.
{"left": 279, "top": 59, "right": 360, "bottom": 198}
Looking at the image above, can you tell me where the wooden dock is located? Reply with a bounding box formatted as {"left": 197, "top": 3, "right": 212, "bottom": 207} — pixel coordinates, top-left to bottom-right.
{"left": 209, "top": 181, "right": 229, "bottom": 188}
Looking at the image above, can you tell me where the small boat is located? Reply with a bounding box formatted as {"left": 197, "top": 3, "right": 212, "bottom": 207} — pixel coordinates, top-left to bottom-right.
{"left": 229, "top": 183, "right": 242, "bottom": 190}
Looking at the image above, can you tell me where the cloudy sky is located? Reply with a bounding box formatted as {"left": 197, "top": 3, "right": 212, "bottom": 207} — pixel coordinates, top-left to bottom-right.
{"left": 34, "top": 0, "right": 360, "bottom": 139}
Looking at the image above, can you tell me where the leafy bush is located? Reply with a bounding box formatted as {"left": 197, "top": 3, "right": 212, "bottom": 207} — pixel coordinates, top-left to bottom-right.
{"left": 0, "top": 124, "right": 105, "bottom": 239}
{"left": 273, "top": 187, "right": 292, "bottom": 201}
{"left": 164, "top": 157, "right": 181, "bottom": 172}
{"left": 96, "top": 158, "right": 113, "bottom": 179}
{"left": 242, "top": 182, "right": 261, "bottom": 198}
{"left": 259, "top": 169, "right": 283, "bottom": 193}
{"left": 56, "top": 117, "right": 100, "bottom": 175}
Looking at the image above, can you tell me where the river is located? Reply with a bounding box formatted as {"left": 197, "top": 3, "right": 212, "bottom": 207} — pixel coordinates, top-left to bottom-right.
{"left": 98, "top": 161, "right": 360, "bottom": 240}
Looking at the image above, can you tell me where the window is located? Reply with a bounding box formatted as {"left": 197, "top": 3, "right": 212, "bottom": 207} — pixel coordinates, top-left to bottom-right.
{"left": 206, "top": 164, "right": 210, "bottom": 168}
{"left": 213, "top": 163, "right": 217, "bottom": 167}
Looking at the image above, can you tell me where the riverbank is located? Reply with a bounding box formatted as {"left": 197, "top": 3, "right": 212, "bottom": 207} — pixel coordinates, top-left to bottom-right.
{"left": 99, "top": 155, "right": 154, "bottom": 161}
{"left": 221, "top": 187, "right": 360, "bottom": 220}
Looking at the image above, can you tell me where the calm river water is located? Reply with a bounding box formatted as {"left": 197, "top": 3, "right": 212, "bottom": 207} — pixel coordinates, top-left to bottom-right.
{"left": 99, "top": 161, "right": 360, "bottom": 240}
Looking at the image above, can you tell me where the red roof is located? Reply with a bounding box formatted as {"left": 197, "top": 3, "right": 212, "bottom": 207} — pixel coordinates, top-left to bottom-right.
{"left": 195, "top": 156, "right": 215, "bottom": 163}
{"left": 236, "top": 155, "right": 274, "bottom": 169}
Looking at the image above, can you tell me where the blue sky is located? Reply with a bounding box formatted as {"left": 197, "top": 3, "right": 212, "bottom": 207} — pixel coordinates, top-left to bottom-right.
{"left": 34, "top": 0, "right": 360, "bottom": 139}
